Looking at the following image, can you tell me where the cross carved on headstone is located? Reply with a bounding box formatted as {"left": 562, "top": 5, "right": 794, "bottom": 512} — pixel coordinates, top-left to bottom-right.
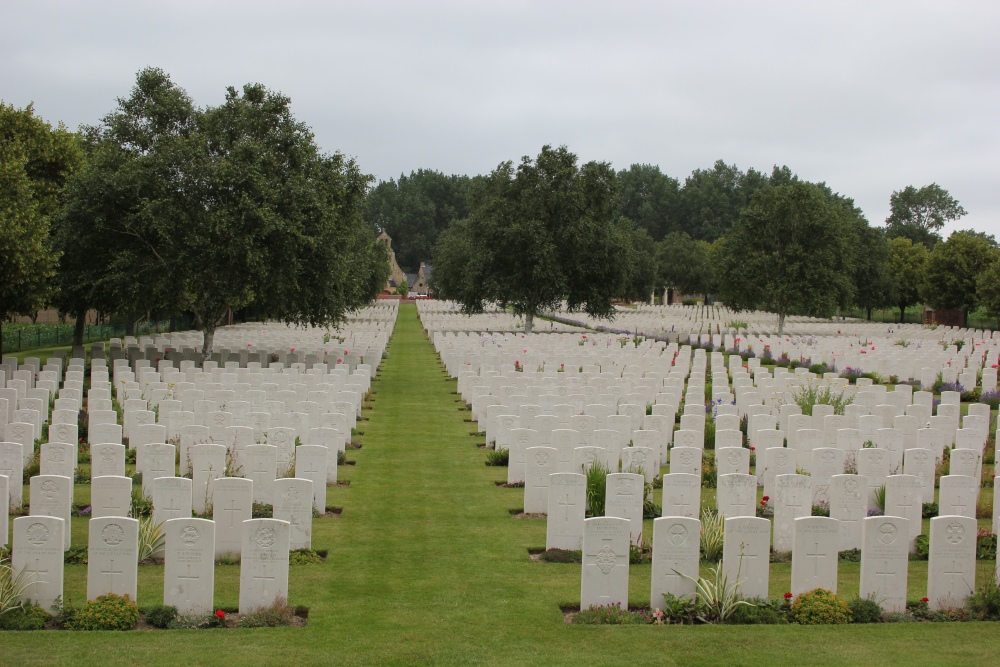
{"left": 103, "top": 559, "right": 123, "bottom": 592}
{"left": 26, "top": 558, "right": 49, "bottom": 596}
{"left": 943, "top": 559, "right": 966, "bottom": 591}
{"left": 177, "top": 563, "right": 200, "bottom": 603}
{"left": 254, "top": 567, "right": 275, "bottom": 599}
{"left": 162, "top": 495, "right": 183, "bottom": 519}
{"left": 669, "top": 495, "right": 692, "bottom": 517}
{"left": 806, "top": 541, "right": 825, "bottom": 576}
{"left": 222, "top": 498, "right": 240, "bottom": 528}
{"left": 875, "top": 560, "right": 896, "bottom": 594}
{"left": 558, "top": 492, "right": 576, "bottom": 523}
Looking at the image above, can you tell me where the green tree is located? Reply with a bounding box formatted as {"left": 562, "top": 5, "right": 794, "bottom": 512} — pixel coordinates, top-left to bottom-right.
{"left": 396, "top": 278, "right": 409, "bottom": 297}
{"left": 675, "top": 160, "right": 771, "bottom": 241}
{"left": 920, "top": 229, "right": 998, "bottom": 326}
{"left": 885, "top": 183, "right": 966, "bottom": 248}
{"left": 885, "top": 237, "right": 930, "bottom": 323}
{"left": 716, "top": 181, "right": 853, "bottom": 334}
{"left": 59, "top": 67, "right": 388, "bottom": 356}
{"left": 431, "top": 145, "right": 639, "bottom": 333}
{"left": 617, "top": 164, "right": 681, "bottom": 241}
{"left": 364, "top": 169, "right": 472, "bottom": 273}
{"left": 846, "top": 216, "right": 893, "bottom": 321}
{"left": 976, "top": 259, "right": 1000, "bottom": 325}
{"left": 0, "top": 103, "right": 81, "bottom": 350}
{"left": 656, "top": 232, "right": 715, "bottom": 301}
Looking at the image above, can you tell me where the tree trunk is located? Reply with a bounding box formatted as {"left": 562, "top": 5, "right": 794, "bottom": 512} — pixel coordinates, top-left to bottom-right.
{"left": 73, "top": 312, "right": 86, "bottom": 347}
{"left": 524, "top": 312, "right": 534, "bottom": 334}
{"left": 866, "top": 307, "right": 873, "bottom": 321}
{"left": 202, "top": 326, "right": 216, "bottom": 359}
{"left": 0, "top": 320, "right": 3, "bottom": 354}
{"left": 125, "top": 320, "right": 135, "bottom": 337}
{"left": 777, "top": 312, "right": 786, "bottom": 336}
{"left": 899, "top": 305, "right": 906, "bottom": 324}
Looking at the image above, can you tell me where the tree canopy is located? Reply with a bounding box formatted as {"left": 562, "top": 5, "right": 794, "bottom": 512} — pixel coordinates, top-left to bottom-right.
{"left": 431, "top": 145, "right": 652, "bottom": 332}
{"left": 0, "top": 102, "right": 81, "bottom": 349}
{"left": 920, "top": 229, "right": 998, "bottom": 326}
{"left": 885, "top": 237, "right": 930, "bottom": 323}
{"left": 655, "top": 232, "right": 715, "bottom": 300}
{"left": 716, "top": 181, "right": 855, "bottom": 333}
{"left": 885, "top": 183, "right": 966, "bottom": 248}
{"left": 58, "top": 67, "right": 388, "bottom": 355}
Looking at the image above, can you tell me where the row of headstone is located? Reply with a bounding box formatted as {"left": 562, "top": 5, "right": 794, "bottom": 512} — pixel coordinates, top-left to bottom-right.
{"left": 580, "top": 514, "right": 985, "bottom": 614}
{"left": 11, "top": 515, "right": 290, "bottom": 615}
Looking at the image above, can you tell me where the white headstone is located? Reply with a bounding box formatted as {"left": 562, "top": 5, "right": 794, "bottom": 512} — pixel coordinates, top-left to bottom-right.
{"left": 790, "top": 516, "right": 840, "bottom": 597}
{"left": 927, "top": 515, "right": 977, "bottom": 611}
{"left": 650, "top": 516, "right": 699, "bottom": 605}
{"left": 29, "top": 474, "right": 72, "bottom": 550}
{"left": 191, "top": 443, "right": 226, "bottom": 514}
{"left": 87, "top": 516, "right": 139, "bottom": 601}
{"left": 239, "top": 518, "right": 291, "bottom": 613}
{"left": 717, "top": 473, "right": 757, "bottom": 519}
{"left": 12, "top": 515, "right": 64, "bottom": 610}
{"left": 245, "top": 444, "right": 278, "bottom": 505}
{"left": 150, "top": 476, "right": 192, "bottom": 526}
{"left": 524, "top": 446, "right": 557, "bottom": 514}
{"left": 163, "top": 517, "right": 215, "bottom": 616}
{"left": 829, "top": 474, "right": 867, "bottom": 551}
{"left": 860, "top": 515, "right": 910, "bottom": 613}
{"left": 884, "top": 474, "right": 924, "bottom": 552}
{"left": 91, "top": 475, "right": 132, "bottom": 518}
{"left": 90, "top": 443, "right": 126, "bottom": 478}
{"left": 722, "top": 516, "right": 770, "bottom": 599}
{"left": 661, "top": 473, "right": 700, "bottom": 519}
{"left": 938, "top": 475, "right": 978, "bottom": 519}
{"left": 274, "top": 477, "right": 313, "bottom": 550}
{"left": 213, "top": 477, "right": 254, "bottom": 557}
{"left": 580, "top": 516, "right": 630, "bottom": 611}
{"left": 545, "top": 472, "right": 586, "bottom": 551}
{"left": 294, "top": 445, "right": 328, "bottom": 512}
{"left": 773, "top": 474, "right": 812, "bottom": 552}
{"left": 605, "top": 472, "right": 645, "bottom": 544}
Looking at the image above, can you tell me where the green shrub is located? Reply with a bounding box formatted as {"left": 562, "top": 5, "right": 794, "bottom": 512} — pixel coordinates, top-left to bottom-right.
{"left": 658, "top": 593, "right": 698, "bottom": 625}
{"left": 289, "top": 548, "right": 323, "bottom": 565}
{"left": 575, "top": 604, "right": 653, "bottom": 625}
{"left": 137, "top": 516, "right": 165, "bottom": 563}
{"left": 977, "top": 531, "right": 997, "bottom": 560}
{"left": 967, "top": 584, "right": 1000, "bottom": 621}
{"left": 71, "top": 593, "right": 139, "bottom": 631}
{"left": 251, "top": 503, "right": 273, "bottom": 518}
{"left": 143, "top": 604, "right": 177, "bottom": 629}
{"left": 704, "top": 418, "right": 716, "bottom": 450}
{"left": 791, "top": 588, "right": 852, "bottom": 625}
{"left": 922, "top": 502, "right": 939, "bottom": 519}
{"left": 584, "top": 459, "right": 610, "bottom": 516}
{"left": 538, "top": 549, "right": 581, "bottom": 563}
{"left": 701, "top": 453, "right": 717, "bottom": 488}
{"left": 485, "top": 448, "right": 509, "bottom": 467}
{"left": 700, "top": 509, "right": 724, "bottom": 562}
{"left": 884, "top": 612, "right": 914, "bottom": 623}
{"left": 724, "top": 597, "right": 789, "bottom": 625}
{"left": 64, "top": 546, "right": 88, "bottom": 565}
{"left": 849, "top": 596, "right": 883, "bottom": 623}
{"left": 912, "top": 534, "right": 930, "bottom": 560}
{"left": 0, "top": 604, "right": 49, "bottom": 630}
{"left": 238, "top": 599, "right": 296, "bottom": 628}
{"left": 337, "top": 450, "right": 346, "bottom": 466}
{"left": 838, "top": 549, "right": 861, "bottom": 563}
{"left": 22, "top": 449, "right": 40, "bottom": 483}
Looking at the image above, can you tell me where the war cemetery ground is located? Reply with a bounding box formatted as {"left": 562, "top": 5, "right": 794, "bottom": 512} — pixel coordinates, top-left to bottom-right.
{"left": 3, "top": 68, "right": 999, "bottom": 665}
{"left": 0, "top": 300, "right": 998, "bottom": 666}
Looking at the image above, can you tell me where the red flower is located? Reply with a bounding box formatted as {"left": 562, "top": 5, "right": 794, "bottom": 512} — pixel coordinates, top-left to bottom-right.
{"left": 762, "top": 495, "right": 769, "bottom": 501}
{"left": 750, "top": 446, "right": 755, "bottom": 452}
{"left": 921, "top": 597, "right": 929, "bottom": 603}
{"left": 216, "top": 609, "right": 225, "bottom": 619}
{"left": 784, "top": 592, "right": 793, "bottom": 599}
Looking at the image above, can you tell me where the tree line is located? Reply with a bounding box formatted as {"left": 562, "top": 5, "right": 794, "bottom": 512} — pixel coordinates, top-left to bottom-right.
{"left": 367, "top": 150, "right": 990, "bottom": 333}
{"left": 1, "top": 68, "right": 390, "bottom": 355}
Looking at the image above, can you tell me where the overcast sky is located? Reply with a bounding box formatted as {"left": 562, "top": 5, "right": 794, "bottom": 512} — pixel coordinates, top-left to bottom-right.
{"left": 3, "top": 1, "right": 997, "bottom": 237}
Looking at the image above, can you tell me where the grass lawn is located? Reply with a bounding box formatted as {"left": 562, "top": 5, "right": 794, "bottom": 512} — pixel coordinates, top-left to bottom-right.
{"left": 2, "top": 304, "right": 998, "bottom": 666}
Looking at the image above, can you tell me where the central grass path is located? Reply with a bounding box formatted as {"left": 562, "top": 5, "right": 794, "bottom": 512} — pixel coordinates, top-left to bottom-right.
{"left": 3, "top": 303, "right": 996, "bottom": 666}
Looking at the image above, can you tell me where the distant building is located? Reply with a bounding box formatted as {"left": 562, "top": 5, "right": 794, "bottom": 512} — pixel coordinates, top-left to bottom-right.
{"left": 411, "top": 263, "right": 433, "bottom": 295}
{"left": 377, "top": 232, "right": 408, "bottom": 293}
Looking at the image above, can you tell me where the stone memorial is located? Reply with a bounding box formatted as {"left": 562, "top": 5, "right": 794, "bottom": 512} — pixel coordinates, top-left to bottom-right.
{"left": 163, "top": 517, "right": 216, "bottom": 616}
{"left": 773, "top": 474, "right": 812, "bottom": 552}
{"left": 274, "top": 477, "right": 313, "bottom": 549}
{"left": 245, "top": 444, "right": 279, "bottom": 505}
{"left": 661, "top": 473, "right": 700, "bottom": 519}
{"left": 213, "top": 477, "right": 254, "bottom": 557}
{"left": 239, "top": 518, "right": 290, "bottom": 614}
{"left": 29, "top": 474, "right": 72, "bottom": 550}
{"left": 717, "top": 473, "right": 757, "bottom": 519}
{"left": 524, "top": 446, "right": 558, "bottom": 514}
{"left": 91, "top": 475, "right": 133, "bottom": 518}
{"left": 829, "top": 474, "right": 867, "bottom": 550}
{"left": 580, "top": 516, "right": 630, "bottom": 610}
{"left": 87, "top": 516, "right": 139, "bottom": 601}
{"left": 860, "top": 515, "right": 910, "bottom": 613}
{"left": 545, "top": 472, "right": 586, "bottom": 551}
{"left": 650, "top": 516, "right": 699, "bottom": 605}
{"left": 722, "top": 516, "right": 770, "bottom": 599}
{"left": 790, "top": 516, "right": 840, "bottom": 597}
{"left": 12, "top": 515, "right": 64, "bottom": 610}
{"left": 150, "top": 476, "right": 192, "bottom": 526}
{"left": 927, "top": 515, "right": 977, "bottom": 611}
{"left": 91, "top": 443, "right": 126, "bottom": 478}
{"left": 294, "top": 445, "right": 329, "bottom": 512}
{"left": 191, "top": 443, "right": 227, "bottom": 514}
{"left": 605, "top": 472, "right": 644, "bottom": 544}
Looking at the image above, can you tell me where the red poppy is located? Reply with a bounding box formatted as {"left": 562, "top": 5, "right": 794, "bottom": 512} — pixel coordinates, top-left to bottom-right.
{"left": 216, "top": 609, "right": 225, "bottom": 619}
{"left": 784, "top": 592, "right": 793, "bottom": 599}
{"left": 920, "top": 597, "right": 928, "bottom": 603}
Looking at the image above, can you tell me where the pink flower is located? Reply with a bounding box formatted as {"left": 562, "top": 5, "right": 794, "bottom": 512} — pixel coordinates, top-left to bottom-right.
{"left": 337, "top": 358, "right": 343, "bottom": 363}
{"left": 582, "top": 335, "right": 587, "bottom": 339}
{"left": 344, "top": 349, "right": 349, "bottom": 354}
{"left": 290, "top": 347, "right": 295, "bottom": 352}
{"left": 992, "top": 364, "right": 997, "bottom": 369}
{"left": 523, "top": 349, "right": 527, "bottom": 353}
{"left": 247, "top": 343, "right": 253, "bottom": 347}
